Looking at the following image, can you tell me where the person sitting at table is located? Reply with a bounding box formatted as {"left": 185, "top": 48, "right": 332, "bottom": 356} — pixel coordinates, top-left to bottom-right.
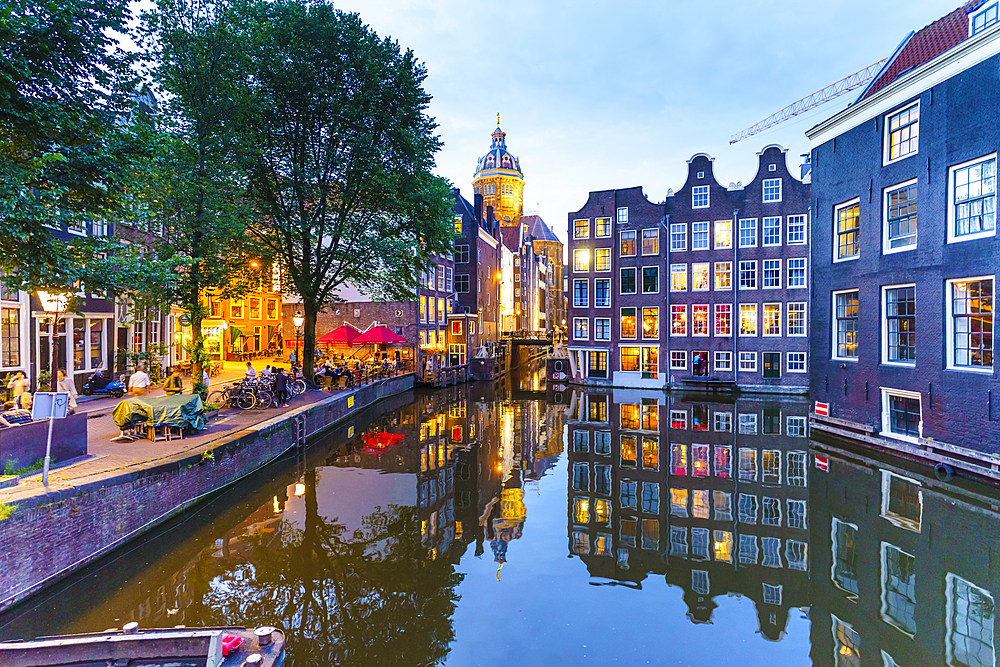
{"left": 164, "top": 367, "right": 184, "bottom": 396}
{"left": 0, "top": 401, "right": 33, "bottom": 426}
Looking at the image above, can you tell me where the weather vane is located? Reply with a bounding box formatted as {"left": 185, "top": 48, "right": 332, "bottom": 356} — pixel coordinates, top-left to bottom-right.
{"left": 496, "top": 112, "right": 501, "bottom": 128}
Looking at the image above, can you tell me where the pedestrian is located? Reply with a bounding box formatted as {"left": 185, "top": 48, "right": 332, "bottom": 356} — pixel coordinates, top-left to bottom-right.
{"left": 55, "top": 369, "right": 78, "bottom": 413}
{"left": 128, "top": 364, "right": 151, "bottom": 396}
{"left": 6, "top": 371, "right": 28, "bottom": 400}
{"left": 274, "top": 368, "right": 289, "bottom": 407}
{"left": 245, "top": 361, "right": 257, "bottom": 378}
{"left": 163, "top": 367, "right": 184, "bottom": 396}
{"left": 202, "top": 367, "right": 210, "bottom": 389}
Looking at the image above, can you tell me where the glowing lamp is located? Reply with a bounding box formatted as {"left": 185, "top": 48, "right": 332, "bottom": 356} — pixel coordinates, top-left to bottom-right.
{"left": 293, "top": 311, "right": 304, "bottom": 328}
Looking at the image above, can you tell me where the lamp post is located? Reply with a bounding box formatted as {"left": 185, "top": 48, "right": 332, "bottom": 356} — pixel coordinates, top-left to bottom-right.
{"left": 37, "top": 290, "right": 69, "bottom": 486}
{"left": 293, "top": 310, "right": 304, "bottom": 367}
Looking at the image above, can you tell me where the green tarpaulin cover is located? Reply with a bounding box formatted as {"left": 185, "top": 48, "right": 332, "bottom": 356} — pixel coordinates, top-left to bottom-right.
{"left": 112, "top": 394, "right": 207, "bottom": 431}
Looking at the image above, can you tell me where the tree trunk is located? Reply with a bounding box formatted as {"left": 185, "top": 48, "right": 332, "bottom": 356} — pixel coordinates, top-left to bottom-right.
{"left": 302, "top": 300, "right": 318, "bottom": 389}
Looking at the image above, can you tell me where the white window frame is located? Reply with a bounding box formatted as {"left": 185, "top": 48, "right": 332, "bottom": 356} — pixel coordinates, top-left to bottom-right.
{"left": 714, "top": 220, "right": 732, "bottom": 249}
{"left": 670, "top": 223, "right": 687, "bottom": 251}
{"left": 670, "top": 350, "right": 687, "bottom": 370}
{"left": 762, "top": 259, "right": 781, "bottom": 289}
{"left": 641, "top": 228, "right": 659, "bottom": 256}
{"left": 692, "top": 185, "right": 710, "bottom": 209}
{"left": 573, "top": 317, "right": 589, "bottom": 341}
{"left": 739, "top": 303, "right": 757, "bottom": 337}
{"left": 787, "top": 214, "right": 807, "bottom": 245}
{"left": 762, "top": 303, "right": 781, "bottom": 337}
{"left": 832, "top": 288, "right": 860, "bottom": 362}
{"left": 880, "top": 387, "right": 923, "bottom": 444}
{"left": 572, "top": 279, "right": 589, "bottom": 308}
{"left": 739, "top": 351, "right": 757, "bottom": 372}
{"left": 883, "top": 101, "right": 919, "bottom": 166}
{"left": 670, "top": 304, "right": 687, "bottom": 337}
{"left": 617, "top": 207, "right": 628, "bottom": 224}
{"left": 594, "top": 248, "right": 611, "bottom": 273}
{"left": 714, "top": 351, "right": 732, "bottom": 371}
{"left": 620, "top": 230, "right": 637, "bottom": 257}
{"left": 882, "top": 283, "right": 917, "bottom": 368}
{"left": 691, "top": 304, "right": 709, "bottom": 337}
{"left": 620, "top": 267, "right": 636, "bottom": 295}
{"left": 739, "top": 260, "right": 757, "bottom": 290}
{"left": 788, "top": 302, "right": 807, "bottom": 336}
{"left": 945, "top": 573, "right": 996, "bottom": 667}
{"left": 595, "top": 217, "right": 612, "bottom": 238}
{"left": 739, "top": 218, "right": 757, "bottom": 248}
{"left": 714, "top": 304, "right": 732, "bottom": 337}
{"left": 947, "top": 153, "right": 998, "bottom": 244}
{"left": 787, "top": 257, "right": 807, "bottom": 289}
{"left": 594, "top": 278, "right": 612, "bottom": 308}
{"left": 691, "top": 263, "right": 710, "bottom": 292}
{"left": 641, "top": 266, "right": 659, "bottom": 295}
{"left": 763, "top": 178, "right": 782, "bottom": 203}
{"left": 834, "top": 198, "right": 862, "bottom": 263}
{"left": 970, "top": 1, "right": 999, "bottom": 35}
{"left": 880, "top": 541, "right": 918, "bottom": 637}
{"left": 883, "top": 178, "right": 919, "bottom": 254}
{"left": 691, "top": 221, "right": 710, "bottom": 251}
{"left": 670, "top": 264, "right": 687, "bottom": 292}
{"left": 594, "top": 317, "right": 611, "bottom": 341}
{"left": 714, "top": 261, "right": 732, "bottom": 291}
{"left": 762, "top": 216, "right": 782, "bottom": 246}
{"left": 787, "top": 351, "right": 807, "bottom": 373}
{"left": 945, "top": 276, "right": 995, "bottom": 373}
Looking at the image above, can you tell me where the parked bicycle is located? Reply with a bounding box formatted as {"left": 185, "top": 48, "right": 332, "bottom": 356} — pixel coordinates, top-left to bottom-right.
{"left": 207, "top": 381, "right": 257, "bottom": 410}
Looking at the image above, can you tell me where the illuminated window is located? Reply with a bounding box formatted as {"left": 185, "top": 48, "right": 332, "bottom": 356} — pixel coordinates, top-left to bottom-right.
{"left": 595, "top": 217, "right": 611, "bottom": 238}
{"left": 670, "top": 488, "right": 688, "bottom": 517}
{"left": 692, "top": 444, "right": 709, "bottom": 477}
{"left": 714, "top": 530, "right": 733, "bottom": 563}
{"left": 671, "top": 410, "right": 687, "bottom": 429}
{"left": 640, "top": 400, "right": 657, "bottom": 430}
{"left": 692, "top": 262, "right": 709, "bottom": 291}
{"left": 715, "top": 261, "right": 731, "bottom": 290}
{"left": 671, "top": 264, "right": 687, "bottom": 292}
{"left": 835, "top": 290, "right": 860, "bottom": 359}
{"left": 620, "top": 230, "right": 636, "bottom": 256}
{"left": 949, "top": 277, "right": 994, "bottom": 369}
{"left": 715, "top": 220, "right": 732, "bottom": 248}
{"left": 588, "top": 396, "right": 608, "bottom": 422}
{"left": 670, "top": 443, "right": 687, "bottom": 476}
{"left": 642, "top": 307, "right": 658, "bottom": 339}
{"left": 620, "top": 404, "right": 640, "bottom": 430}
{"left": 740, "top": 304, "right": 757, "bottom": 336}
{"left": 690, "top": 304, "right": 708, "bottom": 336}
{"left": 620, "top": 435, "right": 637, "bottom": 466}
{"left": 836, "top": 201, "right": 861, "bottom": 261}
{"left": 621, "top": 346, "right": 640, "bottom": 372}
{"left": 595, "top": 248, "right": 611, "bottom": 272}
{"left": 573, "top": 249, "right": 590, "bottom": 272}
{"left": 885, "top": 103, "right": 919, "bottom": 163}
{"left": 572, "top": 318, "right": 588, "bottom": 341}
{"left": 671, "top": 305, "right": 687, "bottom": 335}
{"left": 713, "top": 446, "right": 732, "bottom": 478}
{"left": 573, "top": 497, "right": 590, "bottom": 525}
{"left": 620, "top": 307, "right": 636, "bottom": 339}
{"left": 641, "top": 228, "right": 659, "bottom": 255}
{"left": 572, "top": 531, "right": 589, "bottom": 555}
{"left": 574, "top": 218, "right": 590, "bottom": 239}
{"left": 454, "top": 216, "right": 463, "bottom": 234}
{"left": 715, "top": 304, "right": 731, "bottom": 336}
{"left": 762, "top": 450, "right": 781, "bottom": 484}
{"left": 832, "top": 616, "right": 861, "bottom": 667}
{"left": 594, "top": 498, "right": 612, "bottom": 525}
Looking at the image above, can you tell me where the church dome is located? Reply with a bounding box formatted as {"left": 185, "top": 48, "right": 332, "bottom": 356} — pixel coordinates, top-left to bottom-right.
{"left": 474, "top": 124, "right": 523, "bottom": 178}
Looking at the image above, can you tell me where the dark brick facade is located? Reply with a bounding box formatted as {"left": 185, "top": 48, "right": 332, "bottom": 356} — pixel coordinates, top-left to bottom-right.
{"left": 808, "top": 44, "right": 1000, "bottom": 452}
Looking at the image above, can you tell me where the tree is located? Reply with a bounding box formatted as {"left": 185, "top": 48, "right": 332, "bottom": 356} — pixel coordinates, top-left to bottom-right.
{"left": 137, "top": 0, "right": 259, "bottom": 394}
{"left": 231, "top": 0, "right": 455, "bottom": 386}
{"left": 0, "top": 0, "right": 158, "bottom": 293}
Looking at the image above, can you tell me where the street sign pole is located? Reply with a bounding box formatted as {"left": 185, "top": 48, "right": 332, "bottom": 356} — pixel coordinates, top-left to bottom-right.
{"left": 33, "top": 392, "right": 70, "bottom": 486}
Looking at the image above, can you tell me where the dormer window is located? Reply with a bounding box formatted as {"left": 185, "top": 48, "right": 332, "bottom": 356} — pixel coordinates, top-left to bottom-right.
{"left": 485, "top": 155, "right": 495, "bottom": 168}
{"left": 971, "top": 2, "right": 998, "bottom": 35}
{"left": 502, "top": 154, "right": 513, "bottom": 168}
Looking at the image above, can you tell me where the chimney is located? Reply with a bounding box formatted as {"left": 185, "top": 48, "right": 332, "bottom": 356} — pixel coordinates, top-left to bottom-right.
{"left": 486, "top": 205, "right": 494, "bottom": 232}
{"left": 800, "top": 153, "right": 812, "bottom": 180}
{"left": 474, "top": 193, "right": 483, "bottom": 227}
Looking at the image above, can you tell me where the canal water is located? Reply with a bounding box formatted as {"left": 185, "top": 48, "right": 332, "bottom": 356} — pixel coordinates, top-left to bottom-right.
{"left": 1, "top": 378, "right": 998, "bottom": 667}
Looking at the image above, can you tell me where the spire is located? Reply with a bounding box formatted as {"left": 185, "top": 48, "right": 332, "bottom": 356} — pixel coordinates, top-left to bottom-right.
{"left": 491, "top": 116, "right": 506, "bottom": 150}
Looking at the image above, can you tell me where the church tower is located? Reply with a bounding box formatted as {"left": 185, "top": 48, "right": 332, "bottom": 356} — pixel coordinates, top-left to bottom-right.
{"left": 472, "top": 117, "right": 524, "bottom": 227}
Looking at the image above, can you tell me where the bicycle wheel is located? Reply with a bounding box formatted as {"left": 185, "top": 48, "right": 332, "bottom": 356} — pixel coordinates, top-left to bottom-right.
{"left": 236, "top": 391, "right": 256, "bottom": 410}
{"left": 293, "top": 379, "right": 306, "bottom": 395}
{"left": 206, "top": 390, "right": 225, "bottom": 407}
{"left": 256, "top": 391, "right": 274, "bottom": 409}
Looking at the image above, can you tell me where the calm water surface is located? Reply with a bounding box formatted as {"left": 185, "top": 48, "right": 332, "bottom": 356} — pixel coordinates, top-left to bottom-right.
{"left": 1, "top": 379, "right": 998, "bottom": 667}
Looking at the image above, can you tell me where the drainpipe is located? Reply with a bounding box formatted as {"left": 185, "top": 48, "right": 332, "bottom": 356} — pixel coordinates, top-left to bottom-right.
{"left": 662, "top": 213, "right": 670, "bottom": 388}
{"left": 733, "top": 208, "right": 739, "bottom": 388}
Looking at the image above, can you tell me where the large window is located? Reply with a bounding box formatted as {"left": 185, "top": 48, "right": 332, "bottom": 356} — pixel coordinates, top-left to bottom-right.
{"left": 885, "top": 181, "right": 918, "bottom": 251}
{"left": 946, "top": 574, "right": 995, "bottom": 667}
{"left": 573, "top": 249, "right": 590, "bottom": 272}
{"left": 594, "top": 318, "right": 611, "bottom": 341}
{"left": 788, "top": 214, "right": 806, "bottom": 245}
{"left": 715, "top": 304, "right": 731, "bottom": 336}
{"left": 620, "top": 230, "right": 636, "bottom": 256}
{"left": 621, "top": 347, "right": 640, "bottom": 372}
{"left": 692, "top": 222, "right": 709, "bottom": 250}
{"left": 949, "top": 278, "right": 994, "bottom": 370}
{"left": 573, "top": 279, "right": 588, "bottom": 307}
{"left": 620, "top": 307, "right": 637, "bottom": 339}
{"left": 455, "top": 274, "right": 470, "bottom": 293}
{"left": 715, "top": 220, "right": 732, "bottom": 248}
{"left": 692, "top": 185, "right": 709, "bottom": 208}
{"left": 692, "top": 263, "right": 710, "bottom": 291}
{"left": 763, "top": 179, "right": 782, "bottom": 202}
{"left": 885, "top": 285, "right": 916, "bottom": 364}
{"left": 763, "top": 259, "right": 781, "bottom": 288}
{"left": 881, "top": 543, "right": 917, "bottom": 636}
{"left": 574, "top": 218, "right": 590, "bottom": 239}
{"left": 1, "top": 307, "right": 19, "bottom": 367}
{"left": 595, "top": 248, "right": 611, "bottom": 272}
{"left": 763, "top": 216, "right": 781, "bottom": 245}
{"left": 595, "top": 279, "right": 611, "bottom": 307}
{"left": 739, "top": 218, "right": 757, "bottom": 247}
{"left": 950, "top": 155, "right": 996, "bottom": 242}
{"left": 715, "top": 262, "right": 731, "bottom": 290}
{"left": 642, "top": 307, "right": 659, "bottom": 339}
{"left": 455, "top": 244, "right": 470, "bottom": 263}
{"left": 595, "top": 217, "right": 611, "bottom": 238}
{"left": 692, "top": 305, "right": 709, "bottom": 336}
{"left": 788, "top": 302, "right": 806, "bottom": 335}
{"left": 763, "top": 303, "right": 781, "bottom": 336}
{"left": 642, "top": 267, "right": 658, "bottom": 294}
{"left": 836, "top": 201, "right": 861, "bottom": 261}
{"left": 788, "top": 258, "right": 806, "bottom": 288}
{"left": 670, "top": 264, "right": 687, "bottom": 292}
{"left": 835, "top": 290, "right": 859, "bottom": 359}
{"left": 885, "top": 102, "right": 919, "bottom": 164}
{"left": 740, "top": 304, "right": 757, "bottom": 336}
{"left": 642, "top": 229, "right": 659, "bottom": 255}
{"left": 883, "top": 389, "right": 922, "bottom": 440}
{"left": 573, "top": 318, "right": 589, "bottom": 340}
{"left": 671, "top": 305, "right": 687, "bottom": 336}
{"left": 739, "top": 261, "right": 757, "bottom": 289}
{"left": 620, "top": 267, "right": 636, "bottom": 294}
{"left": 670, "top": 224, "right": 687, "bottom": 251}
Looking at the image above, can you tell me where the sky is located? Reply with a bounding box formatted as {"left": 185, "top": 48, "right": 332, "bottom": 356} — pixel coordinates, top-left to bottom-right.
{"left": 328, "top": 0, "right": 959, "bottom": 243}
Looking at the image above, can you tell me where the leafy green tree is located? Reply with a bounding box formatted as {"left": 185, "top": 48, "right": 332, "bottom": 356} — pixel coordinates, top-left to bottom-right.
{"left": 0, "top": 0, "right": 160, "bottom": 293}
{"left": 231, "top": 0, "right": 455, "bottom": 386}
{"left": 137, "top": 0, "right": 260, "bottom": 393}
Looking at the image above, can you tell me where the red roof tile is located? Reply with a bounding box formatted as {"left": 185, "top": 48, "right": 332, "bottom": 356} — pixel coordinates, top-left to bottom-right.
{"left": 863, "top": 1, "right": 978, "bottom": 100}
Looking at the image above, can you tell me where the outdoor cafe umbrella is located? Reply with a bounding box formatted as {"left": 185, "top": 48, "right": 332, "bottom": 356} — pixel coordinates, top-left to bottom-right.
{"left": 352, "top": 325, "right": 407, "bottom": 345}
{"left": 317, "top": 324, "right": 362, "bottom": 346}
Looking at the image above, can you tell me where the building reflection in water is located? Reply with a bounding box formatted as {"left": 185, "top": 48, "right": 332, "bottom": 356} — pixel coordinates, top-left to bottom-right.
{"left": 565, "top": 389, "right": 811, "bottom": 640}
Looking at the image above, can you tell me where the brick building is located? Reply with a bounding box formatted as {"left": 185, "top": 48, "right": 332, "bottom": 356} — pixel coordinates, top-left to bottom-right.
{"left": 807, "top": 1, "right": 1000, "bottom": 455}
{"left": 525, "top": 215, "right": 566, "bottom": 334}
{"left": 565, "top": 146, "right": 810, "bottom": 392}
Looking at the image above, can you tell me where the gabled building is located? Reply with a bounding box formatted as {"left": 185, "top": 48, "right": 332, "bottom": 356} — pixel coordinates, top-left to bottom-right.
{"left": 807, "top": 0, "right": 1000, "bottom": 459}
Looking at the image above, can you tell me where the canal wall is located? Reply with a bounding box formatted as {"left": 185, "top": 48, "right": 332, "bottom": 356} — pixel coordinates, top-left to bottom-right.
{"left": 0, "top": 373, "right": 414, "bottom": 612}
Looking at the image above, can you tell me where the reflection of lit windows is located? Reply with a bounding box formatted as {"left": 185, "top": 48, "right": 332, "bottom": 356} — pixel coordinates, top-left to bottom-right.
{"left": 670, "top": 526, "right": 688, "bottom": 556}
{"left": 762, "top": 497, "right": 782, "bottom": 526}
{"left": 692, "top": 528, "right": 710, "bottom": 560}
{"left": 620, "top": 403, "right": 640, "bottom": 429}
{"left": 715, "top": 445, "right": 732, "bottom": 477}
{"left": 572, "top": 463, "right": 590, "bottom": 492}
{"left": 692, "top": 405, "right": 709, "bottom": 430}
{"left": 572, "top": 430, "right": 588, "bottom": 452}
{"left": 881, "top": 543, "right": 917, "bottom": 636}
{"left": 595, "top": 464, "right": 612, "bottom": 496}
{"left": 788, "top": 452, "right": 807, "bottom": 486}
{"left": 594, "top": 499, "right": 612, "bottom": 525}
{"left": 692, "top": 490, "right": 710, "bottom": 519}
{"left": 833, "top": 518, "right": 860, "bottom": 600}
{"left": 573, "top": 497, "right": 590, "bottom": 524}
{"left": 642, "top": 519, "right": 659, "bottom": 550}
{"left": 620, "top": 519, "right": 637, "bottom": 547}
{"left": 762, "top": 537, "right": 782, "bottom": 568}
{"left": 762, "top": 450, "right": 781, "bottom": 485}
{"left": 714, "top": 491, "right": 733, "bottom": 521}
{"left": 671, "top": 443, "right": 687, "bottom": 475}
{"left": 832, "top": 615, "right": 861, "bottom": 667}
{"left": 671, "top": 410, "right": 688, "bottom": 429}
{"left": 714, "top": 530, "right": 733, "bottom": 563}
{"left": 670, "top": 488, "right": 688, "bottom": 517}
{"left": 594, "top": 533, "right": 612, "bottom": 556}
{"left": 738, "top": 493, "right": 758, "bottom": 524}
{"left": 881, "top": 470, "right": 922, "bottom": 532}
{"left": 620, "top": 481, "right": 637, "bottom": 509}
{"left": 763, "top": 583, "right": 782, "bottom": 605}
{"left": 594, "top": 431, "right": 611, "bottom": 455}
{"left": 739, "top": 448, "right": 757, "bottom": 481}
{"left": 786, "top": 540, "right": 808, "bottom": 571}
{"left": 642, "top": 437, "right": 659, "bottom": 469}
{"left": 573, "top": 531, "right": 590, "bottom": 555}
{"left": 788, "top": 499, "right": 808, "bottom": 529}
{"left": 641, "top": 482, "right": 660, "bottom": 514}
{"left": 692, "top": 570, "right": 710, "bottom": 595}
{"left": 714, "top": 412, "right": 732, "bottom": 432}
{"left": 946, "top": 573, "right": 995, "bottom": 667}
{"left": 621, "top": 435, "right": 637, "bottom": 466}
{"left": 692, "top": 444, "right": 709, "bottom": 476}
{"left": 641, "top": 400, "right": 658, "bottom": 430}
{"left": 739, "top": 534, "right": 758, "bottom": 564}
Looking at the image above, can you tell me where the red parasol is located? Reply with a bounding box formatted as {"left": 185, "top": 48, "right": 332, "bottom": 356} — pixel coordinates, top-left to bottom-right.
{"left": 353, "top": 325, "right": 408, "bottom": 345}
{"left": 317, "top": 324, "right": 361, "bottom": 346}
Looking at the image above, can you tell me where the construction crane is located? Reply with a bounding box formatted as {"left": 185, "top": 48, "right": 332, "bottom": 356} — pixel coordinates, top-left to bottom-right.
{"left": 730, "top": 58, "right": 888, "bottom": 144}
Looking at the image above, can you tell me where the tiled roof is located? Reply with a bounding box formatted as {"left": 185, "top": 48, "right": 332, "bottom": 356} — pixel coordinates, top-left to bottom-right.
{"left": 521, "top": 214, "right": 561, "bottom": 243}
{"left": 862, "top": 1, "right": 977, "bottom": 100}
{"left": 499, "top": 225, "right": 523, "bottom": 252}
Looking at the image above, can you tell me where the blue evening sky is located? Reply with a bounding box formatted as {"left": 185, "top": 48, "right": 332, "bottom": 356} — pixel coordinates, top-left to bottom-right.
{"left": 330, "top": 0, "right": 958, "bottom": 241}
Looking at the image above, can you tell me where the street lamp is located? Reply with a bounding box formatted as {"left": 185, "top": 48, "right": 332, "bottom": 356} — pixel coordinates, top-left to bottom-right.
{"left": 37, "top": 290, "right": 70, "bottom": 486}
{"left": 293, "top": 310, "right": 304, "bottom": 367}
